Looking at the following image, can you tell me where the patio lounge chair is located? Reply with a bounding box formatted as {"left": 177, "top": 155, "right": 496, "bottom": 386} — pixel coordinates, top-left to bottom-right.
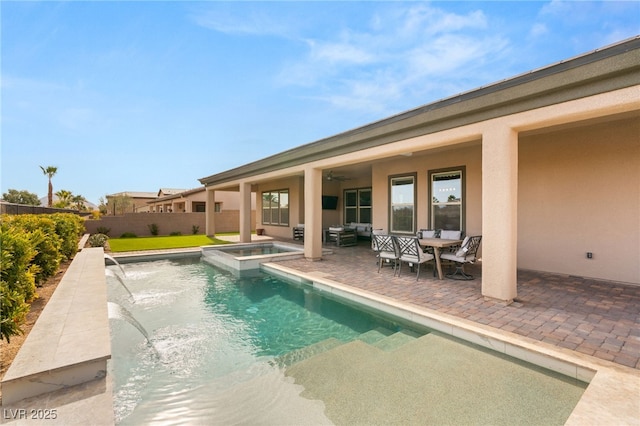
{"left": 440, "top": 235, "right": 482, "bottom": 280}
{"left": 372, "top": 233, "right": 398, "bottom": 273}
{"left": 393, "top": 236, "right": 435, "bottom": 280}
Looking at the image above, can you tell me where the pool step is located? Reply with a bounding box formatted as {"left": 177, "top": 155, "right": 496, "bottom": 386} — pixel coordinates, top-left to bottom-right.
{"left": 274, "top": 337, "right": 345, "bottom": 367}
{"left": 355, "top": 327, "right": 394, "bottom": 345}
{"left": 371, "top": 329, "right": 421, "bottom": 352}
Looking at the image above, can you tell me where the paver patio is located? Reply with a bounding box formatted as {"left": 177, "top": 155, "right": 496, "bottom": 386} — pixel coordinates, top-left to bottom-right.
{"left": 275, "top": 240, "right": 640, "bottom": 370}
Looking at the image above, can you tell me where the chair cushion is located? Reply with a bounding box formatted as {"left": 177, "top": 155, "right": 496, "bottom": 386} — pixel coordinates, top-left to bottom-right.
{"left": 441, "top": 253, "right": 475, "bottom": 263}
{"left": 418, "top": 229, "right": 436, "bottom": 238}
{"left": 440, "top": 230, "right": 462, "bottom": 240}
{"left": 329, "top": 226, "right": 344, "bottom": 232}
{"left": 455, "top": 236, "right": 471, "bottom": 257}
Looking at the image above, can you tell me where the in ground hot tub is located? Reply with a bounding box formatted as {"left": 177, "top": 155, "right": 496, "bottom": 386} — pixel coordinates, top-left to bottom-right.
{"left": 202, "top": 242, "right": 327, "bottom": 275}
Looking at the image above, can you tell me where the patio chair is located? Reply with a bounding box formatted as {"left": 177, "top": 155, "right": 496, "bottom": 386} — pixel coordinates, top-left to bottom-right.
{"left": 372, "top": 233, "right": 398, "bottom": 273}
{"left": 440, "top": 236, "right": 482, "bottom": 280}
{"left": 417, "top": 229, "right": 439, "bottom": 239}
{"left": 439, "top": 229, "right": 465, "bottom": 255}
{"left": 393, "top": 236, "right": 435, "bottom": 280}
{"left": 371, "top": 228, "right": 386, "bottom": 249}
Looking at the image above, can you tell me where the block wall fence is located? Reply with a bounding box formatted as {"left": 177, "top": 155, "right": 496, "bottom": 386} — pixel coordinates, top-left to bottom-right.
{"left": 84, "top": 211, "right": 256, "bottom": 237}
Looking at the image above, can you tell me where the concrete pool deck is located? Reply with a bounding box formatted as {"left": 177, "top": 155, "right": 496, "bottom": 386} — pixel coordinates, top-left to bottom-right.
{"left": 1, "top": 239, "right": 638, "bottom": 424}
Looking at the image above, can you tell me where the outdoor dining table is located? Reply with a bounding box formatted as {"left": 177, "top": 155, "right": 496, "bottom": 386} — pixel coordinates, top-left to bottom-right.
{"left": 418, "top": 238, "right": 463, "bottom": 280}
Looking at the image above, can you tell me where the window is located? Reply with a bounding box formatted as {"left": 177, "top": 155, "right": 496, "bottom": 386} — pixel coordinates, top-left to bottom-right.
{"left": 390, "top": 175, "right": 416, "bottom": 234}
{"left": 262, "top": 189, "right": 289, "bottom": 226}
{"left": 344, "top": 188, "right": 372, "bottom": 223}
{"left": 430, "top": 168, "right": 464, "bottom": 230}
{"left": 214, "top": 202, "right": 222, "bottom": 213}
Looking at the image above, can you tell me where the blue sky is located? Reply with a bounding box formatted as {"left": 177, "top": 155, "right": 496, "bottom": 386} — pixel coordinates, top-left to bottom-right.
{"left": 2, "top": 1, "right": 638, "bottom": 205}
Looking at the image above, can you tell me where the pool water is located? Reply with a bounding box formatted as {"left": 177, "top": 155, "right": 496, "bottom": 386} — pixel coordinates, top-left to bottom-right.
{"left": 107, "top": 257, "right": 587, "bottom": 425}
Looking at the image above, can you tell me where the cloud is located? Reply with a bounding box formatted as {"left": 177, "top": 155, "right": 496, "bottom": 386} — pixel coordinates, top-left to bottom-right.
{"left": 529, "top": 23, "right": 548, "bottom": 38}
{"left": 307, "top": 39, "right": 375, "bottom": 65}
{"left": 190, "top": 7, "right": 297, "bottom": 38}
{"left": 193, "top": 3, "right": 511, "bottom": 117}
{"left": 277, "top": 4, "right": 508, "bottom": 116}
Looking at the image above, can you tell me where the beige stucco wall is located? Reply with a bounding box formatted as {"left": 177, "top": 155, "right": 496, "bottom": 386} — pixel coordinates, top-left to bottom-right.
{"left": 518, "top": 116, "right": 639, "bottom": 283}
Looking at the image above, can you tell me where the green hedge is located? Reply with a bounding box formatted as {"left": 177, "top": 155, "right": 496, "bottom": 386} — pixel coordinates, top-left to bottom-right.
{"left": 0, "top": 213, "right": 85, "bottom": 342}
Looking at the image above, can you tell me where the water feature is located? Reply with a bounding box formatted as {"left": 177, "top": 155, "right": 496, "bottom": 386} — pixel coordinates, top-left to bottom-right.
{"left": 107, "top": 257, "right": 587, "bottom": 425}
{"left": 105, "top": 253, "right": 127, "bottom": 276}
{"left": 105, "top": 269, "right": 136, "bottom": 301}
{"left": 107, "top": 302, "right": 151, "bottom": 344}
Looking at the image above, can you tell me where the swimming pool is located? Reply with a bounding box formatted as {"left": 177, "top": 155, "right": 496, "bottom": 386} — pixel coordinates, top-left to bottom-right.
{"left": 107, "top": 257, "right": 587, "bottom": 425}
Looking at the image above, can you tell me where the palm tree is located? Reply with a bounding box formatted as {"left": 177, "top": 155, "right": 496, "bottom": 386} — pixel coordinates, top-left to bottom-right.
{"left": 71, "top": 194, "right": 87, "bottom": 211}
{"left": 54, "top": 189, "right": 73, "bottom": 208}
{"left": 40, "top": 166, "right": 58, "bottom": 207}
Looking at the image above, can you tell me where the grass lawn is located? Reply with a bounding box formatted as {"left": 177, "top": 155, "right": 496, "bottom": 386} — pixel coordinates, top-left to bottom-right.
{"left": 108, "top": 235, "right": 231, "bottom": 252}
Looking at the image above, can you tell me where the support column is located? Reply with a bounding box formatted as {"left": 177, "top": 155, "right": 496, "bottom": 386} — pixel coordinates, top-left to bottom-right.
{"left": 304, "top": 166, "right": 323, "bottom": 261}
{"left": 239, "top": 182, "right": 252, "bottom": 243}
{"left": 482, "top": 125, "right": 518, "bottom": 303}
{"left": 205, "top": 188, "right": 216, "bottom": 237}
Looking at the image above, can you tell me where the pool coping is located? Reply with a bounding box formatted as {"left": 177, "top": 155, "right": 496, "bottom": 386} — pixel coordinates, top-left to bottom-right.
{"left": 262, "top": 262, "right": 640, "bottom": 425}
{"left": 0, "top": 247, "right": 114, "bottom": 424}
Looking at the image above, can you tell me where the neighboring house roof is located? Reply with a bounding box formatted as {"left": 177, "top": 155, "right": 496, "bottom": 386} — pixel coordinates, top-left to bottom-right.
{"left": 199, "top": 36, "right": 640, "bottom": 187}
{"left": 157, "top": 188, "right": 188, "bottom": 196}
{"left": 149, "top": 187, "right": 205, "bottom": 204}
{"left": 107, "top": 191, "right": 158, "bottom": 199}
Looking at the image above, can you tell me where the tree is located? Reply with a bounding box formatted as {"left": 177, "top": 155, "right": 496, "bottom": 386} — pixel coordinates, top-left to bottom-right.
{"left": 71, "top": 194, "right": 88, "bottom": 211}
{"left": 98, "top": 197, "right": 108, "bottom": 215}
{"left": 53, "top": 189, "right": 73, "bottom": 208}
{"left": 40, "top": 166, "right": 58, "bottom": 207}
{"left": 110, "top": 194, "right": 133, "bottom": 215}
{"left": 1, "top": 189, "right": 40, "bottom": 206}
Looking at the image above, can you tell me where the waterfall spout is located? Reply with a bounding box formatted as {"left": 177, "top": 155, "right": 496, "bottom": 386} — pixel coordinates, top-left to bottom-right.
{"left": 107, "top": 302, "right": 151, "bottom": 344}
{"left": 105, "top": 269, "right": 136, "bottom": 302}
{"left": 105, "top": 253, "right": 127, "bottom": 277}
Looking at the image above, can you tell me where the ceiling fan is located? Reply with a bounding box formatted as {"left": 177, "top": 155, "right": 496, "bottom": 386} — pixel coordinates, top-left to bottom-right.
{"left": 325, "top": 171, "right": 350, "bottom": 182}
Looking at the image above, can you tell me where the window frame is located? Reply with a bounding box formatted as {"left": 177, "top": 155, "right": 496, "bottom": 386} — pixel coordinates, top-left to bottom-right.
{"left": 388, "top": 173, "right": 417, "bottom": 234}
{"left": 428, "top": 166, "right": 465, "bottom": 231}
{"left": 343, "top": 187, "right": 372, "bottom": 224}
{"left": 261, "top": 189, "right": 289, "bottom": 226}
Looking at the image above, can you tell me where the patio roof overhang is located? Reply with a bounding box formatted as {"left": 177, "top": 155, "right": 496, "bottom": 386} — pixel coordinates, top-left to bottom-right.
{"left": 199, "top": 37, "right": 640, "bottom": 188}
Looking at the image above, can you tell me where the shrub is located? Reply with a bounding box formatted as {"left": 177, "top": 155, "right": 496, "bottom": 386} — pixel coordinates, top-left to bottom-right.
{"left": 148, "top": 223, "right": 159, "bottom": 236}
{"left": 97, "top": 226, "right": 111, "bottom": 236}
{"left": 6, "top": 215, "right": 61, "bottom": 284}
{"left": 0, "top": 221, "right": 39, "bottom": 342}
{"left": 0, "top": 213, "right": 84, "bottom": 342}
{"left": 49, "top": 213, "right": 85, "bottom": 260}
{"left": 169, "top": 231, "right": 182, "bottom": 236}
{"left": 192, "top": 225, "right": 199, "bottom": 235}
{"left": 88, "top": 233, "right": 109, "bottom": 248}
{"left": 120, "top": 232, "right": 137, "bottom": 238}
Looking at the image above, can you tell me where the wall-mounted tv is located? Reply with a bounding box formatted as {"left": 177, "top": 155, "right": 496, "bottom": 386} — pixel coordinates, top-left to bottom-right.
{"left": 322, "top": 195, "right": 338, "bottom": 210}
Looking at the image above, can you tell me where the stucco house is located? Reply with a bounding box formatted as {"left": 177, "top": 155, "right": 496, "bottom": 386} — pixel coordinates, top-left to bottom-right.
{"left": 147, "top": 187, "right": 256, "bottom": 214}
{"left": 199, "top": 37, "right": 640, "bottom": 304}
{"left": 105, "top": 191, "right": 157, "bottom": 214}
